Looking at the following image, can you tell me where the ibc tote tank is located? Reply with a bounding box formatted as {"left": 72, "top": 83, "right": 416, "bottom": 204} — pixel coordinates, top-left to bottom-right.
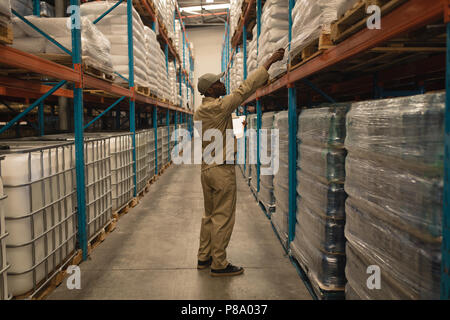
{"left": 0, "top": 156, "right": 11, "bottom": 300}
{"left": 0, "top": 141, "right": 77, "bottom": 297}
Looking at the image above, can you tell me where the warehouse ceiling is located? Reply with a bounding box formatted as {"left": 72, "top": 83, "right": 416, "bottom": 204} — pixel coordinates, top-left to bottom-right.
{"left": 178, "top": 0, "right": 229, "bottom": 28}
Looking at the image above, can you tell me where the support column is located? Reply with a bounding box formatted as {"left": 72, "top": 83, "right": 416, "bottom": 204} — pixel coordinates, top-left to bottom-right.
{"left": 288, "top": 86, "right": 297, "bottom": 245}
{"left": 70, "top": 0, "right": 87, "bottom": 261}
{"left": 442, "top": 20, "right": 450, "bottom": 300}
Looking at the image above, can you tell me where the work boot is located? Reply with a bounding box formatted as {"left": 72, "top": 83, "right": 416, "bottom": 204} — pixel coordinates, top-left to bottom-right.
{"left": 197, "top": 257, "right": 213, "bottom": 270}
{"left": 210, "top": 263, "right": 244, "bottom": 277}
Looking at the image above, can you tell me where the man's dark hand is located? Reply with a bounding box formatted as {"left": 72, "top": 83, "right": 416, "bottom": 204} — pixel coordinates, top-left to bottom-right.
{"left": 263, "top": 48, "right": 285, "bottom": 70}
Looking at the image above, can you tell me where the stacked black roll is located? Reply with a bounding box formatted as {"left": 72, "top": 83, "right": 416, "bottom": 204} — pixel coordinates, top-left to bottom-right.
{"left": 272, "top": 111, "right": 289, "bottom": 246}
{"left": 291, "top": 104, "right": 349, "bottom": 298}
{"left": 344, "top": 93, "right": 444, "bottom": 300}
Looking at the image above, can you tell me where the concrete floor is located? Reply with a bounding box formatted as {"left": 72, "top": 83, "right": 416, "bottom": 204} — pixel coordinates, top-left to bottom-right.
{"left": 48, "top": 164, "right": 311, "bottom": 300}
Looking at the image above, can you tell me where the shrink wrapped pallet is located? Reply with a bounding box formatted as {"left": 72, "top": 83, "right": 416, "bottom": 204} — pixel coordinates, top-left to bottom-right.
{"left": 344, "top": 93, "right": 444, "bottom": 300}
{"left": 11, "top": 16, "right": 114, "bottom": 76}
{"left": 249, "top": 114, "right": 258, "bottom": 193}
{"left": 272, "top": 111, "right": 289, "bottom": 245}
{"left": 258, "top": 112, "right": 276, "bottom": 209}
{"left": 345, "top": 199, "right": 441, "bottom": 300}
{"left": 291, "top": 104, "right": 348, "bottom": 297}
{"left": 39, "top": 1, "right": 54, "bottom": 17}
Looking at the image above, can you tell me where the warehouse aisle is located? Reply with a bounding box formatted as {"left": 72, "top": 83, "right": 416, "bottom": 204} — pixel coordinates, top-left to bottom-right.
{"left": 48, "top": 164, "right": 311, "bottom": 300}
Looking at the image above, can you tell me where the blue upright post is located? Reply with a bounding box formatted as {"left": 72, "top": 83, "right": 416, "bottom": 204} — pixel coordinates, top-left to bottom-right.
{"left": 288, "top": 0, "right": 298, "bottom": 246}
{"left": 288, "top": 87, "right": 297, "bottom": 245}
{"left": 35, "top": 0, "right": 43, "bottom": 136}
{"left": 33, "top": 0, "right": 40, "bottom": 16}
{"left": 243, "top": 24, "right": 248, "bottom": 173}
{"left": 127, "top": 0, "right": 137, "bottom": 197}
{"left": 174, "top": 111, "right": 178, "bottom": 158}
{"left": 166, "top": 109, "right": 170, "bottom": 162}
{"left": 154, "top": 107, "right": 158, "bottom": 174}
{"left": 442, "top": 21, "right": 450, "bottom": 300}
{"left": 70, "top": 0, "right": 87, "bottom": 261}
{"left": 256, "top": 100, "right": 261, "bottom": 193}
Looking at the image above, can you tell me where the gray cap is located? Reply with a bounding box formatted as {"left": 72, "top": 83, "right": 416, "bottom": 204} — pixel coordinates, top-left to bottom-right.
{"left": 198, "top": 72, "right": 224, "bottom": 95}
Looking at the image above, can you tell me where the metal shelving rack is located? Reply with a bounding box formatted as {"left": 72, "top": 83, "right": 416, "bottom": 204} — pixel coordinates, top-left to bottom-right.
{"left": 223, "top": 0, "right": 449, "bottom": 299}
{"left": 0, "top": 0, "right": 195, "bottom": 262}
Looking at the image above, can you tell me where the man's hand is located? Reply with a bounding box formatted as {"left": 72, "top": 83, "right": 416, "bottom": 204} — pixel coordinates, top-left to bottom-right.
{"left": 242, "top": 119, "right": 248, "bottom": 127}
{"left": 263, "top": 48, "right": 285, "bottom": 70}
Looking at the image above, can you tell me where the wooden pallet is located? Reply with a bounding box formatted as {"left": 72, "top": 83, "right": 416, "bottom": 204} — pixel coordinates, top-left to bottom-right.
{"left": 0, "top": 23, "right": 13, "bottom": 45}
{"left": 331, "top": 0, "right": 408, "bottom": 44}
{"left": 25, "top": 53, "right": 115, "bottom": 82}
{"left": 136, "top": 85, "right": 150, "bottom": 97}
{"left": 112, "top": 197, "right": 139, "bottom": 221}
{"left": 84, "top": 64, "right": 115, "bottom": 82}
{"left": 289, "top": 32, "right": 334, "bottom": 71}
{"left": 13, "top": 250, "right": 83, "bottom": 300}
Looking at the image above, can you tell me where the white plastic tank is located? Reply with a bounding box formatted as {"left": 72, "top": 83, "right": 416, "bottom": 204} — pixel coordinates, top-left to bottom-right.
{"left": 0, "top": 141, "right": 77, "bottom": 297}
{"left": 157, "top": 127, "right": 164, "bottom": 171}
{"left": 135, "top": 130, "right": 151, "bottom": 193}
{"left": 17, "top": 134, "right": 113, "bottom": 241}
{"left": 148, "top": 130, "right": 156, "bottom": 177}
{"left": 0, "top": 156, "right": 10, "bottom": 300}
{"left": 85, "top": 133, "right": 134, "bottom": 212}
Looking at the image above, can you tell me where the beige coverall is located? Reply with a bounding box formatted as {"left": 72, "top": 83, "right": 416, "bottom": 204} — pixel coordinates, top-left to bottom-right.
{"left": 194, "top": 66, "right": 269, "bottom": 270}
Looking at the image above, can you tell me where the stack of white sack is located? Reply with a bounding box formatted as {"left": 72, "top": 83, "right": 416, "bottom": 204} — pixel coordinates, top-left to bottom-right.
{"left": 168, "top": 63, "right": 179, "bottom": 105}
{"left": 181, "top": 83, "right": 187, "bottom": 109}
{"left": 144, "top": 26, "right": 159, "bottom": 95}
{"left": 11, "top": 16, "right": 114, "bottom": 76}
{"left": 230, "top": 0, "right": 243, "bottom": 39}
{"left": 144, "top": 25, "right": 171, "bottom": 100}
{"left": 289, "top": 0, "right": 358, "bottom": 60}
{"left": 231, "top": 51, "right": 244, "bottom": 92}
{"left": 174, "top": 20, "right": 182, "bottom": 60}
{"left": 256, "top": 0, "right": 289, "bottom": 79}
{"left": 154, "top": 45, "right": 171, "bottom": 101}
{"left": 0, "top": 0, "right": 11, "bottom": 27}
{"left": 154, "top": 0, "right": 175, "bottom": 41}
{"left": 247, "top": 26, "right": 258, "bottom": 74}
{"left": 80, "top": 1, "right": 150, "bottom": 87}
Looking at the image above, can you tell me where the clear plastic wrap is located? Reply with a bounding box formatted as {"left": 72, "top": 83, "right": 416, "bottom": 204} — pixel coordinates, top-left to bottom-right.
{"left": 345, "top": 93, "right": 445, "bottom": 175}
{"left": 291, "top": 222, "right": 346, "bottom": 291}
{"left": 297, "top": 143, "right": 346, "bottom": 184}
{"left": 296, "top": 169, "right": 346, "bottom": 220}
{"left": 297, "top": 104, "right": 349, "bottom": 147}
{"left": 272, "top": 111, "right": 289, "bottom": 242}
{"left": 345, "top": 154, "right": 442, "bottom": 240}
{"left": 296, "top": 196, "right": 346, "bottom": 254}
{"left": 345, "top": 198, "right": 441, "bottom": 300}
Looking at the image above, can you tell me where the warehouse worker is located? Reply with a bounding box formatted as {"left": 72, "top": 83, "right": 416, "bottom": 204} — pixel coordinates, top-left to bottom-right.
{"left": 195, "top": 48, "right": 285, "bottom": 277}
